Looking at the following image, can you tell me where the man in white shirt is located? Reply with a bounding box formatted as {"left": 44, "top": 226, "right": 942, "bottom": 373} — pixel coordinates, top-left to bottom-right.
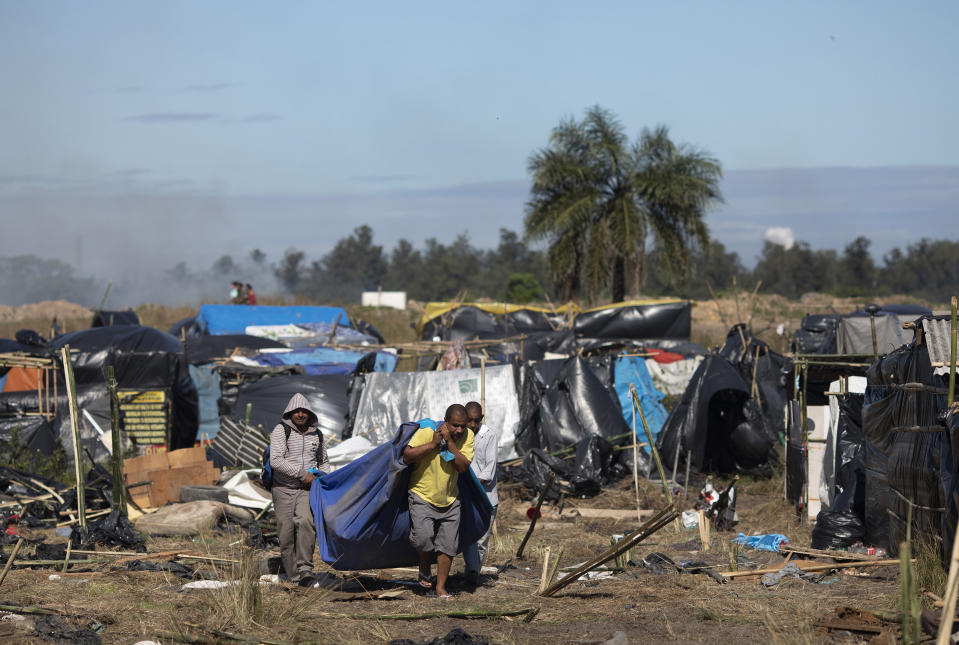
{"left": 463, "top": 401, "right": 500, "bottom": 586}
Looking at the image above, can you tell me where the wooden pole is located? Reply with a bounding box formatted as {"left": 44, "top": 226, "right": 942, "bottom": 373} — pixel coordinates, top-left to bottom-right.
{"left": 720, "top": 558, "right": 903, "bottom": 578}
{"left": 698, "top": 510, "right": 710, "bottom": 551}
{"left": 538, "top": 546, "right": 551, "bottom": 594}
{"left": 937, "top": 515, "right": 959, "bottom": 644}
{"left": 516, "top": 471, "right": 555, "bottom": 559}
{"left": 539, "top": 505, "right": 677, "bottom": 597}
{"left": 480, "top": 356, "right": 486, "bottom": 413}
{"left": 0, "top": 538, "right": 24, "bottom": 588}
{"left": 60, "top": 346, "right": 86, "bottom": 530}
{"left": 108, "top": 366, "right": 127, "bottom": 517}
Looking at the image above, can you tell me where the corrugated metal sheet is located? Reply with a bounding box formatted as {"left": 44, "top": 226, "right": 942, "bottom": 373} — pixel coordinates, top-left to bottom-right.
{"left": 212, "top": 417, "right": 268, "bottom": 468}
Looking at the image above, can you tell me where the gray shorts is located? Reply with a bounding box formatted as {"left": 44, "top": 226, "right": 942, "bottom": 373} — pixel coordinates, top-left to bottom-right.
{"left": 408, "top": 491, "right": 461, "bottom": 557}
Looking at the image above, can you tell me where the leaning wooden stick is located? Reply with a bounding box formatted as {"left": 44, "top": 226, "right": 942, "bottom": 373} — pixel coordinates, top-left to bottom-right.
{"left": 60, "top": 345, "right": 86, "bottom": 529}
{"left": 0, "top": 537, "right": 24, "bottom": 588}
{"left": 516, "top": 471, "right": 555, "bottom": 559}
{"left": 630, "top": 385, "right": 674, "bottom": 508}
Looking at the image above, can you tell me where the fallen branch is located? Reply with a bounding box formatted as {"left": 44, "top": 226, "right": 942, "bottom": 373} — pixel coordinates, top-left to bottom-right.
{"left": 307, "top": 607, "right": 539, "bottom": 621}
{"left": 0, "top": 602, "right": 58, "bottom": 615}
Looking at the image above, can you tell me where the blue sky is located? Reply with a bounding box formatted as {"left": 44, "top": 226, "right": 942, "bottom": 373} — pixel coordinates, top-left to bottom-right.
{"left": 0, "top": 2, "right": 956, "bottom": 287}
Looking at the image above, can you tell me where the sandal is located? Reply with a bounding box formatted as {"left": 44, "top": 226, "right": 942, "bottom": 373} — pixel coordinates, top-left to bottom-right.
{"left": 417, "top": 572, "right": 433, "bottom": 588}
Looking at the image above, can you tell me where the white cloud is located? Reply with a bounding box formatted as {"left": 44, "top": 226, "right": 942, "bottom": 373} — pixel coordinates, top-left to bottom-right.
{"left": 763, "top": 226, "right": 795, "bottom": 250}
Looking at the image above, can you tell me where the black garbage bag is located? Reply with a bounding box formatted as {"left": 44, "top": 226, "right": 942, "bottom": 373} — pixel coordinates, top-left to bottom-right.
{"left": 72, "top": 511, "right": 146, "bottom": 552}
{"left": 569, "top": 435, "right": 615, "bottom": 497}
{"left": 811, "top": 510, "right": 866, "bottom": 549}
{"left": 504, "top": 449, "right": 570, "bottom": 502}
{"left": 390, "top": 628, "right": 489, "bottom": 645}
{"left": 640, "top": 552, "right": 677, "bottom": 574}
{"left": 33, "top": 542, "right": 87, "bottom": 562}
{"left": 122, "top": 559, "right": 195, "bottom": 579}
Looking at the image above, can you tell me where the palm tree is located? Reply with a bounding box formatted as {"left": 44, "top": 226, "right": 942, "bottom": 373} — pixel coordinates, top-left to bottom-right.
{"left": 524, "top": 106, "right": 722, "bottom": 302}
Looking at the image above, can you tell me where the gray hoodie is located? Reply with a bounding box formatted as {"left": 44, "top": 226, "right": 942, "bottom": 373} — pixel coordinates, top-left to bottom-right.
{"left": 269, "top": 393, "right": 329, "bottom": 490}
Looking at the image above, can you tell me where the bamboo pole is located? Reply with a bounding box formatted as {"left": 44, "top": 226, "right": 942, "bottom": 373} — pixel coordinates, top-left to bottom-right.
{"left": 516, "top": 472, "right": 555, "bottom": 559}
{"left": 60, "top": 346, "right": 86, "bottom": 529}
{"left": 698, "top": 510, "right": 710, "bottom": 551}
{"left": 629, "top": 385, "right": 672, "bottom": 506}
{"left": 538, "top": 546, "right": 551, "bottom": 594}
{"left": 948, "top": 296, "right": 957, "bottom": 408}
{"left": 62, "top": 540, "right": 72, "bottom": 573}
{"left": 937, "top": 514, "right": 959, "bottom": 644}
{"left": 107, "top": 366, "right": 127, "bottom": 517}
{"left": 0, "top": 538, "right": 24, "bottom": 588}
{"left": 631, "top": 400, "right": 642, "bottom": 523}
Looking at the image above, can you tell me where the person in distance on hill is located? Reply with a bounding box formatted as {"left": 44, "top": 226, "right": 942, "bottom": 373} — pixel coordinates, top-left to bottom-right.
{"left": 245, "top": 283, "right": 257, "bottom": 305}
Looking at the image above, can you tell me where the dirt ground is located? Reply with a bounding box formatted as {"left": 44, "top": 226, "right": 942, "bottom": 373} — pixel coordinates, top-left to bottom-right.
{"left": 1, "top": 473, "right": 907, "bottom": 645}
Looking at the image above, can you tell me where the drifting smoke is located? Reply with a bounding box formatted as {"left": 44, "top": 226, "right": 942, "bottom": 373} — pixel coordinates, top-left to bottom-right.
{"left": 763, "top": 226, "right": 795, "bottom": 250}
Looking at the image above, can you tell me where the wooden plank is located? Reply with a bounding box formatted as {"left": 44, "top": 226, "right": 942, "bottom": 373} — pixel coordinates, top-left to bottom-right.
{"left": 512, "top": 507, "right": 654, "bottom": 521}
{"left": 167, "top": 446, "right": 209, "bottom": 469}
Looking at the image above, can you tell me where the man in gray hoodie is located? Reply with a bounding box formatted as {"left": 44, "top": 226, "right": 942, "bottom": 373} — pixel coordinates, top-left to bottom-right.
{"left": 270, "top": 393, "right": 329, "bottom": 582}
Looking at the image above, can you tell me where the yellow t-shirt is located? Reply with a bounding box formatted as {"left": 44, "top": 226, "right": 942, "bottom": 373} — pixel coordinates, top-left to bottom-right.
{"left": 407, "top": 425, "right": 475, "bottom": 507}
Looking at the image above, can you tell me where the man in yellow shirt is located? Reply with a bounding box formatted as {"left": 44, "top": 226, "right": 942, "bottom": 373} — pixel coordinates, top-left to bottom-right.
{"left": 402, "top": 403, "right": 474, "bottom": 598}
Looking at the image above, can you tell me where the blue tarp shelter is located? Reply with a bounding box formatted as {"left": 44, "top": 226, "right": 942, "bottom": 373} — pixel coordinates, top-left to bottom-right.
{"left": 194, "top": 305, "right": 349, "bottom": 336}
{"left": 614, "top": 355, "right": 668, "bottom": 441}
{"left": 311, "top": 423, "right": 493, "bottom": 570}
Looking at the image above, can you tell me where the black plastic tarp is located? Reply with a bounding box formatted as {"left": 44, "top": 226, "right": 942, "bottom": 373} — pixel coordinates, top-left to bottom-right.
{"left": 232, "top": 374, "right": 350, "bottom": 438}
{"left": 515, "top": 356, "right": 635, "bottom": 454}
{"left": 91, "top": 310, "right": 140, "bottom": 327}
{"left": 184, "top": 334, "right": 288, "bottom": 365}
{"left": 792, "top": 314, "right": 841, "bottom": 355}
{"left": 49, "top": 326, "right": 197, "bottom": 450}
{"left": 718, "top": 324, "right": 789, "bottom": 442}
{"left": 811, "top": 393, "right": 866, "bottom": 549}
{"left": 573, "top": 301, "right": 691, "bottom": 340}
{"left": 861, "top": 341, "right": 949, "bottom": 550}
{"left": 0, "top": 415, "right": 58, "bottom": 461}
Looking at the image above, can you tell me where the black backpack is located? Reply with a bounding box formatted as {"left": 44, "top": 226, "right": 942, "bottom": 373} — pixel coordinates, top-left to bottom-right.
{"left": 261, "top": 426, "right": 323, "bottom": 491}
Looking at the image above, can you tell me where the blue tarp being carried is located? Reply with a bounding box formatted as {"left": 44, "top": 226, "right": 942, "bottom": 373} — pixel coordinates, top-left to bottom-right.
{"left": 195, "top": 305, "right": 349, "bottom": 336}
{"left": 614, "top": 355, "right": 668, "bottom": 441}
{"left": 252, "top": 347, "right": 398, "bottom": 374}
{"left": 311, "top": 422, "right": 493, "bottom": 570}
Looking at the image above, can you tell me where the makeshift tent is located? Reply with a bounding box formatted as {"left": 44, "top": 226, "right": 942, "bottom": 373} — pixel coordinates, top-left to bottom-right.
{"left": 231, "top": 373, "right": 350, "bottom": 438}
{"left": 516, "top": 356, "right": 636, "bottom": 455}
{"left": 836, "top": 314, "right": 907, "bottom": 355}
{"left": 194, "top": 305, "right": 349, "bottom": 336}
{"left": 350, "top": 364, "right": 520, "bottom": 460}
{"left": 311, "top": 422, "right": 493, "bottom": 570}
{"left": 860, "top": 333, "right": 951, "bottom": 552}
{"left": 48, "top": 326, "right": 198, "bottom": 451}
{"left": 791, "top": 305, "right": 931, "bottom": 355}
{"left": 656, "top": 329, "right": 785, "bottom": 476}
